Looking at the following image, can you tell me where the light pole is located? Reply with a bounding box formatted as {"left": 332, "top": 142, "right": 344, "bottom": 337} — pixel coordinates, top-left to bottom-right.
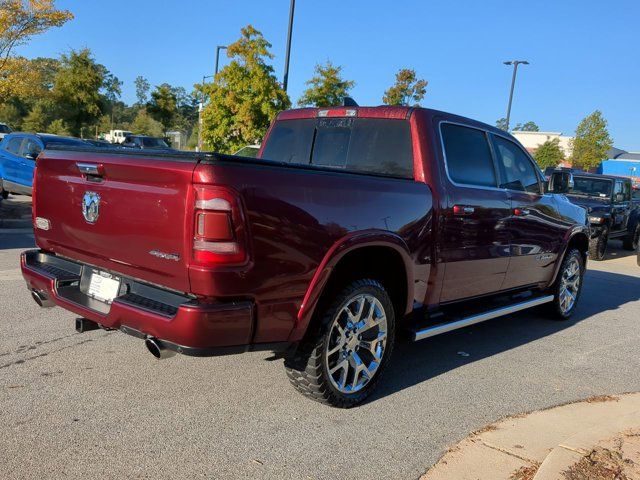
{"left": 214, "top": 46, "right": 227, "bottom": 77}
{"left": 197, "top": 74, "right": 214, "bottom": 152}
{"left": 283, "top": 0, "right": 296, "bottom": 91}
{"left": 503, "top": 60, "right": 529, "bottom": 132}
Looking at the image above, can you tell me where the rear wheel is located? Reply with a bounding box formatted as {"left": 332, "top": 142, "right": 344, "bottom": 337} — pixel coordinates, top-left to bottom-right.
{"left": 284, "top": 279, "right": 395, "bottom": 408}
{"left": 588, "top": 226, "right": 608, "bottom": 261}
{"left": 622, "top": 224, "right": 640, "bottom": 251}
{"left": 547, "top": 248, "right": 585, "bottom": 320}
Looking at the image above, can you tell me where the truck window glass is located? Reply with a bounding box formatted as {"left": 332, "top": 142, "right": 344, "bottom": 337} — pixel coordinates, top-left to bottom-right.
{"left": 345, "top": 119, "right": 413, "bottom": 178}
{"left": 572, "top": 177, "right": 612, "bottom": 197}
{"left": 492, "top": 135, "right": 541, "bottom": 193}
{"left": 312, "top": 121, "right": 351, "bottom": 169}
{"left": 260, "top": 119, "right": 315, "bottom": 164}
{"left": 441, "top": 123, "right": 496, "bottom": 187}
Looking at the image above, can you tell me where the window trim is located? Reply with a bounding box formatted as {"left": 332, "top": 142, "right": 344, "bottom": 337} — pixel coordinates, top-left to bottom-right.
{"left": 438, "top": 120, "right": 502, "bottom": 191}
{"left": 489, "top": 132, "right": 544, "bottom": 195}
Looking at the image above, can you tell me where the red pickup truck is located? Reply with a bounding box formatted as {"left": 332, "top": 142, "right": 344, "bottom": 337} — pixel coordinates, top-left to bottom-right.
{"left": 21, "top": 105, "right": 589, "bottom": 407}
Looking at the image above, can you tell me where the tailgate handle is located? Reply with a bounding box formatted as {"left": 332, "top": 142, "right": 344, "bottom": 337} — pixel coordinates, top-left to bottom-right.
{"left": 77, "top": 163, "right": 105, "bottom": 180}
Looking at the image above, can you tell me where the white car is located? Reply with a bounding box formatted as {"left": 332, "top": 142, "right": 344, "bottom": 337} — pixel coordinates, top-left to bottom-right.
{"left": 0, "top": 123, "right": 12, "bottom": 140}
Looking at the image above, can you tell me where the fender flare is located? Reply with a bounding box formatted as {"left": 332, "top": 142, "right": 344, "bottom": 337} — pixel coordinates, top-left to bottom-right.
{"left": 288, "top": 229, "right": 415, "bottom": 342}
{"left": 548, "top": 226, "right": 590, "bottom": 286}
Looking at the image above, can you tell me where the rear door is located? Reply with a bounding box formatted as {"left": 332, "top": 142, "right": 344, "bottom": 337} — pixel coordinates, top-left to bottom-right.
{"left": 438, "top": 122, "right": 511, "bottom": 303}
{"left": 34, "top": 150, "right": 198, "bottom": 292}
{"left": 491, "top": 134, "right": 565, "bottom": 288}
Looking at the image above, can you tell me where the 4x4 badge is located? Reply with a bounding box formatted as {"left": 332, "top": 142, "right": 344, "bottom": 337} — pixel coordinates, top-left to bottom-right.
{"left": 82, "top": 192, "right": 100, "bottom": 224}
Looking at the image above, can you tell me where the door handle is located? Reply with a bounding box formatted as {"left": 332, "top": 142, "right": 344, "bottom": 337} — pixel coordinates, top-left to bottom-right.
{"left": 453, "top": 205, "right": 475, "bottom": 215}
{"left": 76, "top": 162, "right": 105, "bottom": 181}
{"left": 514, "top": 208, "right": 530, "bottom": 216}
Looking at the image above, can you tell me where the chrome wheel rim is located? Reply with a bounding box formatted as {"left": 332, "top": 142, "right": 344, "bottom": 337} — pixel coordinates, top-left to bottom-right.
{"left": 559, "top": 257, "right": 581, "bottom": 314}
{"left": 324, "top": 294, "right": 388, "bottom": 394}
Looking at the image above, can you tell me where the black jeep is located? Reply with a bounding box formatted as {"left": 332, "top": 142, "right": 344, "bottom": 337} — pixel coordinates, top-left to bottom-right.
{"left": 562, "top": 172, "right": 640, "bottom": 260}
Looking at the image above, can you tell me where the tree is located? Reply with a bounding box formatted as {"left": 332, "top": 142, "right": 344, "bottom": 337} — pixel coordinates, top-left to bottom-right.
{"left": 47, "top": 118, "right": 70, "bottom": 135}
{"left": 200, "top": 25, "right": 290, "bottom": 152}
{"left": 22, "top": 101, "right": 49, "bottom": 132}
{"left": 51, "top": 48, "right": 106, "bottom": 135}
{"left": 534, "top": 138, "right": 565, "bottom": 169}
{"left": 0, "top": 0, "right": 72, "bottom": 97}
{"left": 382, "top": 68, "right": 427, "bottom": 106}
{"left": 297, "top": 61, "right": 354, "bottom": 107}
{"left": 513, "top": 121, "right": 539, "bottom": 132}
{"left": 147, "top": 83, "right": 177, "bottom": 133}
{"left": 134, "top": 75, "right": 150, "bottom": 104}
{"left": 496, "top": 117, "right": 508, "bottom": 131}
{"left": 130, "top": 109, "right": 164, "bottom": 137}
{"left": 570, "top": 110, "right": 613, "bottom": 170}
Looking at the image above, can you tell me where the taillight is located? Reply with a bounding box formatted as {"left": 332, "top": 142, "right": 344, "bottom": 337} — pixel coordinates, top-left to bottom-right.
{"left": 192, "top": 185, "right": 247, "bottom": 266}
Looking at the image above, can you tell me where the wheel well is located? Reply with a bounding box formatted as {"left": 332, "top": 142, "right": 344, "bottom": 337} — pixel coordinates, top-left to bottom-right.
{"left": 313, "top": 246, "right": 409, "bottom": 327}
{"left": 568, "top": 233, "right": 589, "bottom": 261}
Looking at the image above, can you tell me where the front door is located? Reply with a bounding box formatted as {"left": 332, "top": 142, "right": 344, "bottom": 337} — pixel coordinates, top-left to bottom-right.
{"left": 2, "top": 136, "right": 24, "bottom": 187}
{"left": 18, "top": 138, "right": 41, "bottom": 189}
{"left": 490, "top": 134, "right": 566, "bottom": 289}
{"left": 438, "top": 122, "right": 511, "bottom": 303}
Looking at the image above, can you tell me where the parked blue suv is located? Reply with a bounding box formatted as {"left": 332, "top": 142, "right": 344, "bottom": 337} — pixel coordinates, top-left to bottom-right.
{"left": 0, "top": 133, "right": 88, "bottom": 198}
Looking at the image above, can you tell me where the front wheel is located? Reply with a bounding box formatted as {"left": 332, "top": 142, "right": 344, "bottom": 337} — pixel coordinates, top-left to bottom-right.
{"left": 622, "top": 224, "right": 640, "bottom": 251}
{"left": 588, "top": 226, "right": 608, "bottom": 261}
{"left": 547, "top": 248, "right": 585, "bottom": 320}
{"left": 0, "top": 179, "right": 8, "bottom": 200}
{"left": 284, "top": 279, "right": 395, "bottom": 408}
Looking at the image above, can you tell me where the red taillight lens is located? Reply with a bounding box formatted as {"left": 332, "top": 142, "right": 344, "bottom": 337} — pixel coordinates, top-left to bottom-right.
{"left": 192, "top": 186, "right": 247, "bottom": 266}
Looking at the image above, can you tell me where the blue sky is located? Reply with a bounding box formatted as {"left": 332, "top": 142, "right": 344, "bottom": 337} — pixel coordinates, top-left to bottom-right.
{"left": 18, "top": 0, "right": 640, "bottom": 150}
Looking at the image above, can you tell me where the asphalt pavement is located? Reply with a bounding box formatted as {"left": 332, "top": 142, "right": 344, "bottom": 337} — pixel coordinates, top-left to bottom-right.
{"left": 1, "top": 229, "right": 639, "bottom": 480}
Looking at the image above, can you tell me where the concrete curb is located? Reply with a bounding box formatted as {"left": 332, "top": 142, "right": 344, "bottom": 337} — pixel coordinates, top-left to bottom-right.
{"left": 422, "top": 393, "right": 640, "bottom": 480}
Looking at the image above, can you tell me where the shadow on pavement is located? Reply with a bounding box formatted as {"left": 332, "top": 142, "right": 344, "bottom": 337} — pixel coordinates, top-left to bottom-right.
{"left": 0, "top": 231, "right": 36, "bottom": 250}
{"left": 369, "top": 268, "right": 640, "bottom": 404}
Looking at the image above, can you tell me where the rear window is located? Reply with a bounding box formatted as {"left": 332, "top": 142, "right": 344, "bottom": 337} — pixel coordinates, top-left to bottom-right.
{"left": 441, "top": 123, "right": 497, "bottom": 187}
{"left": 260, "top": 117, "right": 414, "bottom": 179}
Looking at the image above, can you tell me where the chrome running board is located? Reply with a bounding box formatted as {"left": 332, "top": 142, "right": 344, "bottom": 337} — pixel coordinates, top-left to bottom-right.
{"left": 411, "top": 295, "right": 554, "bottom": 341}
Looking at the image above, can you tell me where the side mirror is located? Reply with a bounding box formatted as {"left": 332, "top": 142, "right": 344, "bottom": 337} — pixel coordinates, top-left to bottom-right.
{"left": 615, "top": 193, "right": 625, "bottom": 203}
{"left": 548, "top": 171, "right": 574, "bottom": 194}
{"left": 25, "top": 152, "right": 38, "bottom": 161}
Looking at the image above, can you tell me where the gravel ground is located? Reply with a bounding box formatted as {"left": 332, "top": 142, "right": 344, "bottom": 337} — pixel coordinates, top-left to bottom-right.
{"left": 1, "top": 231, "right": 639, "bottom": 480}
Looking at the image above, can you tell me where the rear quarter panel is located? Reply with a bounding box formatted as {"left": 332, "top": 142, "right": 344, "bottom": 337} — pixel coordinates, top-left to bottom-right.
{"left": 193, "top": 161, "right": 434, "bottom": 342}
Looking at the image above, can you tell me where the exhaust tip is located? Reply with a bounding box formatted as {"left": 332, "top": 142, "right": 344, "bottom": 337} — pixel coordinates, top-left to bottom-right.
{"left": 31, "top": 290, "right": 54, "bottom": 308}
{"left": 145, "top": 337, "right": 176, "bottom": 360}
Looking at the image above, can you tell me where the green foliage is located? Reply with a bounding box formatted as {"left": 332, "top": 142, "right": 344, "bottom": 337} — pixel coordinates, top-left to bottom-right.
{"left": 382, "top": 68, "right": 427, "bottom": 106}
{"left": 496, "top": 117, "right": 508, "bottom": 131}
{"left": 200, "top": 25, "right": 290, "bottom": 153}
{"left": 513, "top": 121, "right": 539, "bottom": 132}
{"left": 47, "top": 118, "right": 70, "bottom": 136}
{"left": 130, "top": 109, "right": 164, "bottom": 137}
{"left": 52, "top": 48, "right": 106, "bottom": 135}
{"left": 0, "top": 102, "right": 22, "bottom": 129}
{"left": 570, "top": 110, "right": 613, "bottom": 170}
{"left": 22, "top": 101, "right": 49, "bottom": 132}
{"left": 0, "top": 0, "right": 72, "bottom": 97}
{"left": 134, "top": 75, "right": 150, "bottom": 104}
{"left": 297, "top": 61, "right": 354, "bottom": 107}
{"left": 534, "top": 138, "right": 565, "bottom": 169}
{"left": 147, "top": 83, "right": 177, "bottom": 133}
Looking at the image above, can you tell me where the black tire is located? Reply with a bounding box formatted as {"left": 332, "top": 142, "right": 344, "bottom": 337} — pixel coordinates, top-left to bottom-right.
{"left": 622, "top": 224, "right": 640, "bottom": 251}
{"left": 284, "top": 279, "right": 395, "bottom": 408}
{"left": 0, "top": 179, "right": 8, "bottom": 199}
{"left": 546, "top": 248, "right": 585, "bottom": 320}
{"left": 588, "top": 226, "right": 608, "bottom": 261}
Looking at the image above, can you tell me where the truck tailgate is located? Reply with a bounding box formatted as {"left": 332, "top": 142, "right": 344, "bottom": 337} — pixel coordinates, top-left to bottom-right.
{"left": 33, "top": 150, "right": 197, "bottom": 293}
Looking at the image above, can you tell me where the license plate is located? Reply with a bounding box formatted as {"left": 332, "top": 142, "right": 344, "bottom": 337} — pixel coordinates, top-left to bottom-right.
{"left": 87, "top": 270, "right": 121, "bottom": 303}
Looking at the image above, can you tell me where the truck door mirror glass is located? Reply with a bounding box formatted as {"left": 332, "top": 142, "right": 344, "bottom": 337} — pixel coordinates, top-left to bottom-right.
{"left": 549, "top": 171, "right": 574, "bottom": 193}
{"left": 615, "top": 193, "right": 625, "bottom": 202}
